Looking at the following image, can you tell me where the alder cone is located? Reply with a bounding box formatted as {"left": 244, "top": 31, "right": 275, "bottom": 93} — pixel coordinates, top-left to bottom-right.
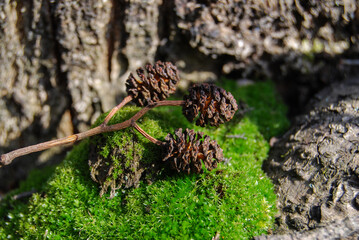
{"left": 126, "top": 61, "right": 180, "bottom": 106}
{"left": 163, "top": 128, "right": 223, "bottom": 174}
{"left": 183, "top": 83, "right": 238, "bottom": 127}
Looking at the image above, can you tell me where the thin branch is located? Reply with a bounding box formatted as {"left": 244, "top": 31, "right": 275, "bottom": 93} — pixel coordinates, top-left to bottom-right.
{"left": 0, "top": 100, "right": 185, "bottom": 168}
{"left": 102, "top": 95, "right": 133, "bottom": 126}
{"left": 225, "top": 134, "right": 247, "bottom": 140}
{"left": 12, "top": 189, "right": 37, "bottom": 200}
{"left": 132, "top": 122, "right": 164, "bottom": 146}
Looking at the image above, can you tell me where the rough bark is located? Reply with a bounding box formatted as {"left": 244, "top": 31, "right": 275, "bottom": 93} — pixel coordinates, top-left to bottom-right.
{"left": 0, "top": 0, "right": 70, "bottom": 191}
{"left": 263, "top": 79, "right": 359, "bottom": 234}
{"left": 174, "top": 0, "right": 359, "bottom": 115}
{"left": 255, "top": 215, "right": 359, "bottom": 240}
{"left": 53, "top": 0, "right": 113, "bottom": 132}
{"left": 0, "top": 0, "right": 358, "bottom": 191}
{"left": 54, "top": 0, "right": 163, "bottom": 132}
{"left": 175, "top": 0, "right": 358, "bottom": 61}
{"left": 0, "top": 1, "right": 64, "bottom": 147}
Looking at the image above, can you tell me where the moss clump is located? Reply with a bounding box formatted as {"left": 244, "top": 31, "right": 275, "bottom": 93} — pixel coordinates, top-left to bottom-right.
{"left": 88, "top": 109, "right": 168, "bottom": 198}
{"left": 0, "top": 81, "right": 289, "bottom": 239}
{"left": 220, "top": 79, "right": 290, "bottom": 139}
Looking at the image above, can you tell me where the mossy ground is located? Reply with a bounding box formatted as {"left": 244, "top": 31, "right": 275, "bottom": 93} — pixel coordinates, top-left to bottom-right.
{"left": 0, "top": 80, "right": 289, "bottom": 239}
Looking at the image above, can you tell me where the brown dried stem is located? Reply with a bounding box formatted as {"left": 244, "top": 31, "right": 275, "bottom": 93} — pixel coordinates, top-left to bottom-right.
{"left": 102, "top": 95, "right": 133, "bottom": 126}
{"left": 0, "top": 100, "right": 184, "bottom": 168}
{"left": 132, "top": 122, "right": 164, "bottom": 146}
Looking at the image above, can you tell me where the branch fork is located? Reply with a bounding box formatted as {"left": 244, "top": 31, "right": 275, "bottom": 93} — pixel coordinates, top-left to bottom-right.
{"left": 0, "top": 61, "right": 238, "bottom": 176}
{"left": 0, "top": 100, "right": 184, "bottom": 168}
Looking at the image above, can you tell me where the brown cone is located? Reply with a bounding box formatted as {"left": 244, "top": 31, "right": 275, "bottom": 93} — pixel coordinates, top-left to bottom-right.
{"left": 183, "top": 83, "right": 238, "bottom": 127}
{"left": 163, "top": 128, "right": 223, "bottom": 174}
{"left": 126, "top": 61, "right": 180, "bottom": 106}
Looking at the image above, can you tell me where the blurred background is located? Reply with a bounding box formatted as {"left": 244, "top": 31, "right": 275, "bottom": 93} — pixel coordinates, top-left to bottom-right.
{"left": 0, "top": 0, "right": 358, "bottom": 195}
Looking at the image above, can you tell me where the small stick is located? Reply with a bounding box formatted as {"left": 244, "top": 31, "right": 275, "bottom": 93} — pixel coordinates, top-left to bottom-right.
{"left": 0, "top": 100, "right": 185, "bottom": 168}
{"left": 102, "top": 95, "right": 133, "bottom": 126}
{"left": 132, "top": 122, "right": 164, "bottom": 146}
{"left": 212, "top": 232, "right": 220, "bottom": 240}
{"left": 12, "top": 189, "right": 37, "bottom": 200}
{"left": 225, "top": 134, "right": 247, "bottom": 140}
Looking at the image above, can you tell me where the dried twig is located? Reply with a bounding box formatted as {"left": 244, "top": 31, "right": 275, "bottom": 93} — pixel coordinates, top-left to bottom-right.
{"left": 1, "top": 60, "right": 240, "bottom": 184}
{"left": 212, "top": 232, "right": 220, "bottom": 240}
{"left": 132, "top": 122, "right": 164, "bottom": 146}
{"left": 12, "top": 189, "right": 37, "bottom": 200}
{"left": 225, "top": 134, "right": 247, "bottom": 140}
{"left": 102, "top": 95, "right": 133, "bottom": 125}
{"left": 0, "top": 100, "right": 184, "bottom": 168}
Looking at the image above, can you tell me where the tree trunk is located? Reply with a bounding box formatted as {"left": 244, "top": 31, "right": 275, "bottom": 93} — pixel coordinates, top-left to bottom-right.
{"left": 263, "top": 79, "right": 359, "bottom": 234}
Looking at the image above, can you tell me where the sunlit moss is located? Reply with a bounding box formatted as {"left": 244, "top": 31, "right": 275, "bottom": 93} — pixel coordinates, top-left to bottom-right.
{"left": 0, "top": 80, "right": 289, "bottom": 239}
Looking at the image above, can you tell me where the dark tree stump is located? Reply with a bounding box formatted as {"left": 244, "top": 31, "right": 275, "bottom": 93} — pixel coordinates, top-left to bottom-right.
{"left": 263, "top": 79, "right": 359, "bottom": 235}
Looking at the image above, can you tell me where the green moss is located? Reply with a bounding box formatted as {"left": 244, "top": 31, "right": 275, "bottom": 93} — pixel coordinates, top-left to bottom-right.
{"left": 88, "top": 107, "right": 178, "bottom": 197}
{"left": 0, "top": 80, "right": 289, "bottom": 239}
{"left": 220, "top": 79, "right": 290, "bottom": 140}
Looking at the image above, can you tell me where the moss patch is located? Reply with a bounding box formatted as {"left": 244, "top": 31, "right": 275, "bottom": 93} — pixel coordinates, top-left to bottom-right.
{"left": 0, "top": 81, "right": 289, "bottom": 239}
{"left": 88, "top": 108, "right": 170, "bottom": 198}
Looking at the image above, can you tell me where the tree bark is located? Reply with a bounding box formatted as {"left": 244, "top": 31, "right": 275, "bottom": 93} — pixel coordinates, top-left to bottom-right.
{"left": 255, "top": 215, "right": 359, "bottom": 240}
{"left": 263, "top": 79, "right": 359, "bottom": 234}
